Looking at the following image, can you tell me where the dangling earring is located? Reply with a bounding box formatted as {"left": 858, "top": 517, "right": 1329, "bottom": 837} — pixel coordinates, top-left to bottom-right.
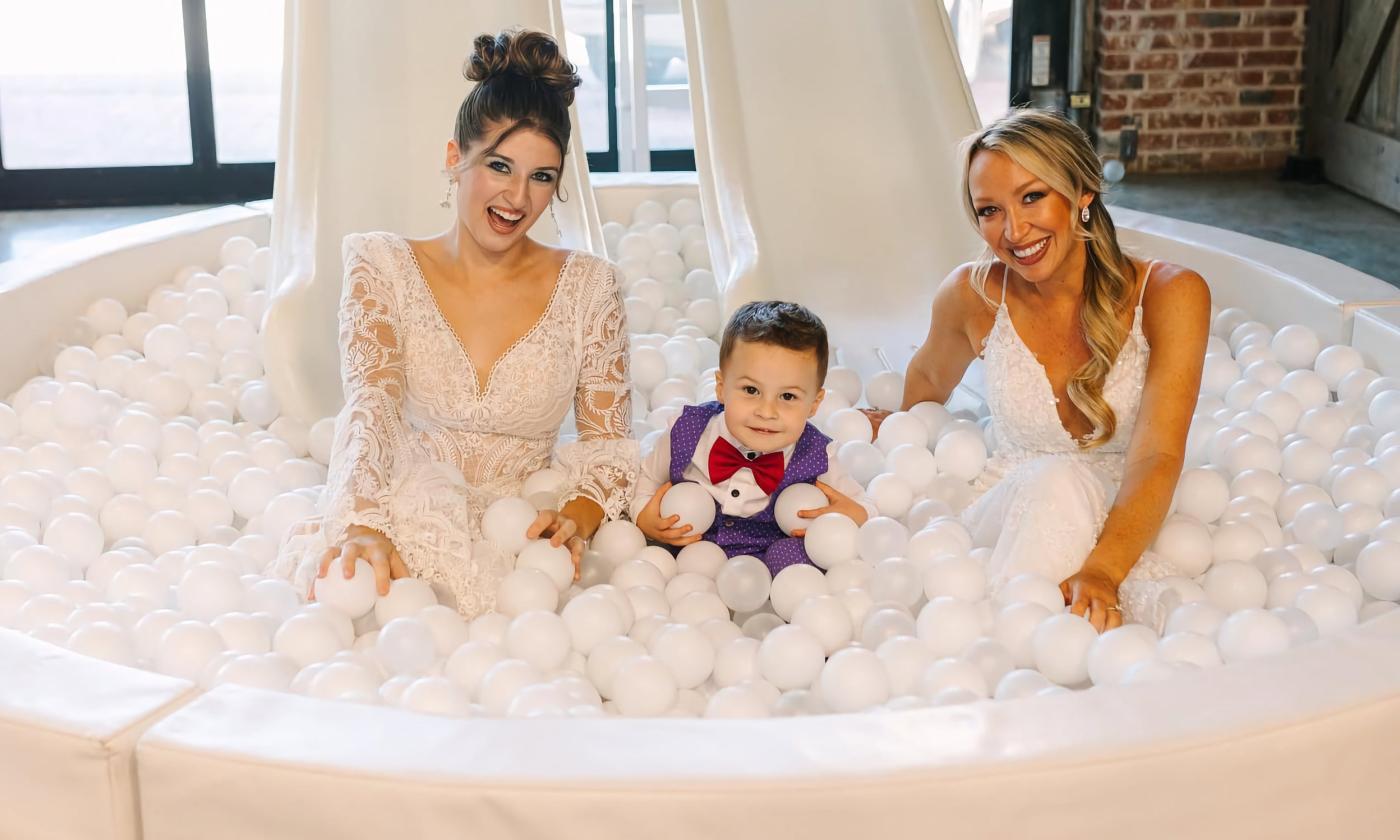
{"left": 549, "top": 202, "right": 561, "bottom": 243}
{"left": 1080, "top": 205, "right": 1091, "bottom": 224}
{"left": 439, "top": 177, "right": 454, "bottom": 209}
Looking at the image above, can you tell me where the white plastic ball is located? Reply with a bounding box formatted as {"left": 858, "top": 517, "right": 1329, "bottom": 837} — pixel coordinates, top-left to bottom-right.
{"left": 1215, "top": 608, "right": 1291, "bottom": 663}
{"left": 591, "top": 520, "right": 647, "bottom": 564}
{"left": 375, "top": 616, "right": 438, "bottom": 676}
{"left": 156, "top": 620, "right": 227, "bottom": 680}
{"left": 504, "top": 610, "right": 571, "bottom": 672}
{"left": 611, "top": 655, "right": 677, "bottom": 716}
{"left": 315, "top": 557, "right": 378, "bottom": 619}
{"left": 515, "top": 539, "right": 575, "bottom": 592}
{"left": 768, "top": 563, "right": 826, "bottom": 621}
{"left": 649, "top": 622, "right": 715, "bottom": 689}
{"left": 715, "top": 554, "right": 771, "bottom": 613}
{"left": 658, "top": 481, "right": 716, "bottom": 535}
{"left": 175, "top": 561, "right": 244, "bottom": 621}
{"left": 818, "top": 648, "right": 890, "bottom": 712}
{"left": 481, "top": 496, "right": 537, "bottom": 555}
{"left": 1270, "top": 325, "right": 1320, "bottom": 370}
{"left": 1086, "top": 624, "right": 1159, "bottom": 686}
{"left": 373, "top": 577, "right": 437, "bottom": 626}
{"left": 1030, "top": 613, "right": 1097, "bottom": 685}
{"left": 1293, "top": 584, "right": 1358, "bottom": 637}
{"left": 1355, "top": 540, "right": 1400, "bottom": 601}
{"left": 934, "top": 429, "right": 987, "bottom": 482}
{"left": 802, "top": 511, "right": 859, "bottom": 569}
{"left": 773, "top": 483, "right": 828, "bottom": 536}
{"left": 495, "top": 568, "right": 559, "bottom": 618}
{"left": 825, "top": 408, "right": 873, "bottom": 444}
{"left": 916, "top": 596, "right": 983, "bottom": 659}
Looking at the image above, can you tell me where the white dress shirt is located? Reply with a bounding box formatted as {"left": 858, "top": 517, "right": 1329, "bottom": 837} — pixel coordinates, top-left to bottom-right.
{"left": 630, "top": 412, "right": 877, "bottom": 522}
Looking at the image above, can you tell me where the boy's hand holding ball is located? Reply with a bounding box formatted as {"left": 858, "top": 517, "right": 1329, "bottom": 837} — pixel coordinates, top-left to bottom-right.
{"left": 637, "top": 481, "right": 708, "bottom": 546}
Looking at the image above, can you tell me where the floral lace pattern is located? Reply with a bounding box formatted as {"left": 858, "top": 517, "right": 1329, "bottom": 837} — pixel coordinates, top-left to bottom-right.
{"left": 267, "top": 232, "right": 637, "bottom": 616}
{"left": 962, "top": 264, "right": 1179, "bottom": 627}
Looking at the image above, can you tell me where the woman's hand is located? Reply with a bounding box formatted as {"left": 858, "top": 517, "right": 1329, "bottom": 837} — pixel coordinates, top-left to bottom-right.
{"left": 859, "top": 408, "right": 891, "bottom": 439}
{"left": 790, "top": 480, "right": 870, "bottom": 537}
{"left": 1060, "top": 562, "right": 1124, "bottom": 633}
{"left": 527, "top": 509, "right": 587, "bottom": 580}
{"left": 635, "top": 482, "right": 704, "bottom": 547}
{"left": 314, "top": 525, "right": 406, "bottom": 598}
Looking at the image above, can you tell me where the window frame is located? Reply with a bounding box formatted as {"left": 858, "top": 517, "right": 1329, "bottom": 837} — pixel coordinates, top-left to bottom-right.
{"left": 581, "top": 0, "right": 694, "bottom": 174}
{"left": 0, "top": 0, "right": 275, "bottom": 210}
{"left": 0, "top": 0, "right": 694, "bottom": 205}
{"left": 582, "top": 0, "right": 620, "bottom": 173}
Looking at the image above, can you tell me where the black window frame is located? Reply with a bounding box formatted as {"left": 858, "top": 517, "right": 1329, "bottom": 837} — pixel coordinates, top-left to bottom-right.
{"left": 0, "top": 0, "right": 275, "bottom": 210}
{"left": 0, "top": 0, "right": 693, "bottom": 205}
{"left": 580, "top": 0, "right": 694, "bottom": 173}
{"left": 583, "top": 0, "right": 620, "bottom": 173}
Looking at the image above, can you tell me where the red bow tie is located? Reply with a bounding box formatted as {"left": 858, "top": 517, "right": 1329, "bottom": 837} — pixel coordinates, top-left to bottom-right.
{"left": 708, "top": 436, "right": 785, "bottom": 495}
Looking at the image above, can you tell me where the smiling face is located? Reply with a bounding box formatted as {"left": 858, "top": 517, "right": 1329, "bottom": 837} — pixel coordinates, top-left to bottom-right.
{"left": 446, "top": 123, "right": 563, "bottom": 254}
{"left": 968, "top": 149, "right": 1093, "bottom": 284}
{"left": 714, "top": 338, "right": 825, "bottom": 453}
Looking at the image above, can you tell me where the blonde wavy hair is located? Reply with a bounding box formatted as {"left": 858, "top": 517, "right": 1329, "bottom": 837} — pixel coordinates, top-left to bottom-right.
{"left": 959, "top": 108, "right": 1137, "bottom": 450}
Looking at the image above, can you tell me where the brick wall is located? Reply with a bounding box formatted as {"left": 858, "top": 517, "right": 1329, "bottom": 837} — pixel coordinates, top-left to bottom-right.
{"left": 1094, "top": 0, "right": 1308, "bottom": 173}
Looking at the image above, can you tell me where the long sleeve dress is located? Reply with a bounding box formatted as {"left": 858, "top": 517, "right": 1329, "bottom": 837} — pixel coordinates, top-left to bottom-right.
{"left": 268, "top": 231, "right": 638, "bottom": 617}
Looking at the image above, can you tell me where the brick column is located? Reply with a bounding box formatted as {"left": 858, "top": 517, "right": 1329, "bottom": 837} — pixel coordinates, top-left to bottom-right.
{"left": 1093, "top": 0, "right": 1307, "bottom": 173}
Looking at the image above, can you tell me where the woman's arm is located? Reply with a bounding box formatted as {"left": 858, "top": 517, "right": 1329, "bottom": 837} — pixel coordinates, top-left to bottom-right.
{"left": 902, "top": 264, "right": 983, "bottom": 409}
{"left": 1066, "top": 265, "right": 1212, "bottom": 629}
{"left": 316, "top": 234, "right": 412, "bottom": 593}
{"left": 551, "top": 261, "right": 640, "bottom": 541}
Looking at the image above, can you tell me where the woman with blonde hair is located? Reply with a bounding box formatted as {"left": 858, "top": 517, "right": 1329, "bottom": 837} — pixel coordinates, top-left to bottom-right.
{"left": 900, "top": 108, "right": 1210, "bottom": 631}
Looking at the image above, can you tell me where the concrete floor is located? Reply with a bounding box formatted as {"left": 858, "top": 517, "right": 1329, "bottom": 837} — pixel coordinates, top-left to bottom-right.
{"left": 1106, "top": 171, "right": 1400, "bottom": 287}
{"left": 0, "top": 204, "right": 218, "bottom": 263}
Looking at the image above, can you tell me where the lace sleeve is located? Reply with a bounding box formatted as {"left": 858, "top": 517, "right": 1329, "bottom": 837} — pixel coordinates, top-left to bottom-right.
{"left": 320, "top": 234, "right": 410, "bottom": 549}
{"left": 555, "top": 258, "right": 639, "bottom": 522}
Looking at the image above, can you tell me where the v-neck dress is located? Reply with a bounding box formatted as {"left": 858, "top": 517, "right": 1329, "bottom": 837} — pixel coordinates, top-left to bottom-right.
{"left": 268, "top": 231, "right": 638, "bottom": 617}
{"left": 960, "top": 260, "right": 1179, "bottom": 628}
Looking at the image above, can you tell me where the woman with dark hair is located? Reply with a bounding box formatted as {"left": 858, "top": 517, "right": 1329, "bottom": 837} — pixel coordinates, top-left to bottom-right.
{"left": 897, "top": 109, "right": 1211, "bottom": 631}
{"left": 269, "top": 30, "right": 636, "bottom": 617}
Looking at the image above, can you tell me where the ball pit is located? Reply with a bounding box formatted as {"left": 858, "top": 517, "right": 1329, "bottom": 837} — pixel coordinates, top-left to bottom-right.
{"left": 4, "top": 191, "right": 1400, "bottom": 837}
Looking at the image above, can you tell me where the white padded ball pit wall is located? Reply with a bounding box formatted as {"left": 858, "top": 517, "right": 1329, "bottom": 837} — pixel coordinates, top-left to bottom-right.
{"left": 132, "top": 611, "right": 1400, "bottom": 839}
{"left": 0, "top": 629, "right": 195, "bottom": 840}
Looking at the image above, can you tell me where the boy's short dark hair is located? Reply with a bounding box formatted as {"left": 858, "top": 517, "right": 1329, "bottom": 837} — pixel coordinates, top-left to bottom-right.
{"left": 718, "top": 300, "right": 829, "bottom": 384}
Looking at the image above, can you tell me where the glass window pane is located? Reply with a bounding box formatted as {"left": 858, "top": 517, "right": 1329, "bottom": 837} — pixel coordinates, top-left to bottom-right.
{"left": 205, "top": 0, "right": 284, "bottom": 163}
{"left": 0, "top": 0, "right": 192, "bottom": 169}
{"left": 946, "top": 0, "right": 1013, "bottom": 125}
{"left": 642, "top": 0, "right": 693, "bottom": 152}
{"left": 561, "top": 0, "right": 610, "bottom": 154}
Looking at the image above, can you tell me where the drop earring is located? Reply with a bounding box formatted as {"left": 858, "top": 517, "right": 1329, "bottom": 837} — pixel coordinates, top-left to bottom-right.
{"left": 1080, "top": 206, "right": 1091, "bottom": 223}
{"left": 439, "top": 177, "right": 454, "bottom": 209}
{"left": 549, "top": 202, "right": 561, "bottom": 243}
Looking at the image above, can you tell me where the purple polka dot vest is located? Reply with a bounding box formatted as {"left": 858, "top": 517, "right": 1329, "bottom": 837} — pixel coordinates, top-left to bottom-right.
{"left": 668, "top": 401, "right": 830, "bottom": 562}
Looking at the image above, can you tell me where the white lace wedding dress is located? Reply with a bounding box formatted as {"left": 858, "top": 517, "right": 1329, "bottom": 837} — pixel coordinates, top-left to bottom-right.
{"left": 961, "top": 261, "right": 1177, "bottom": 629}
{"left": 268, "top": 231, "right": 638, "bottom": 617}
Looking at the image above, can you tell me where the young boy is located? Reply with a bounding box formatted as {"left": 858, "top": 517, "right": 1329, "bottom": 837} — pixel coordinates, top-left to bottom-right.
{"left": 632, "top": 300, "right": 875, "bottom": 574}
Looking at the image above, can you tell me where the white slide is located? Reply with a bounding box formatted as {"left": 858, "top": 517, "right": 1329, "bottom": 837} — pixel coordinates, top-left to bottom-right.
{"left": 262, "top": 0, "right": 603, "bottom": 423}
{"left": 679, "top": 0, "right": 985, "bottom": 384}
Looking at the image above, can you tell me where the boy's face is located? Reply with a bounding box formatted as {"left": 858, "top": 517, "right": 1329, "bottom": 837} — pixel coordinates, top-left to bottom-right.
{"left": 714, "top": 339, "right": 825, "bottom": 453}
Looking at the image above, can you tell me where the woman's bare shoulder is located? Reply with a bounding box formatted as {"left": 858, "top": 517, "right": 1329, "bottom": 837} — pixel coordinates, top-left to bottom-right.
{"left": 1139, "top": 259, "right": 1209, "bottom": 308}
{"left": 934, "top": 261, "right": 999, "bottom": 314}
